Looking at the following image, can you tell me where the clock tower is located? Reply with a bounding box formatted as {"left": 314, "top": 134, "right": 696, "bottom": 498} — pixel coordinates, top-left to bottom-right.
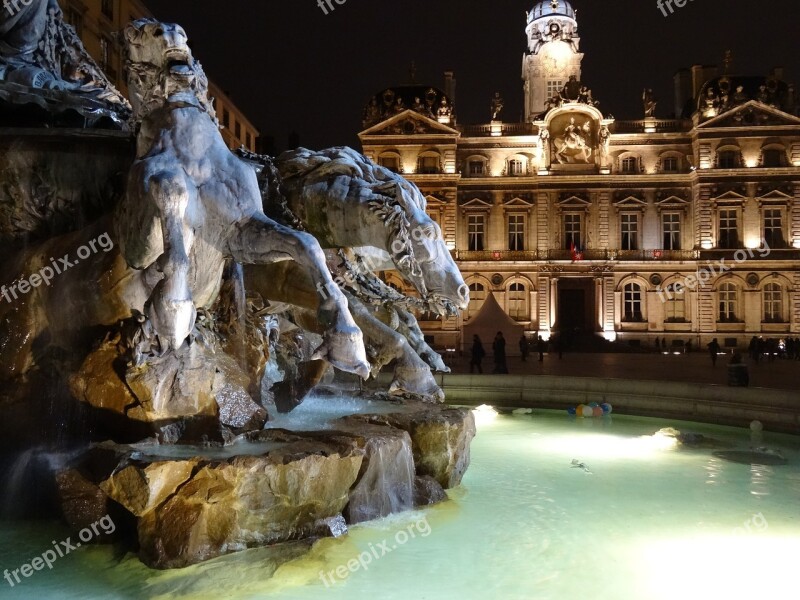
{"left": 522, "top": 0, "right": 584, "bottom": 121}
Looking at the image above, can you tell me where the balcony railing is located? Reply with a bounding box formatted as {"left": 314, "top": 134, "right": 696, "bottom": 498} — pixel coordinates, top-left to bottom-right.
{"left": 453, "top": 249, "right": 701, "bottom": 262}
{"left": 453, "top": 248, "right": 800, "bottom": 262}
{"left": 611, "top": 119, "right": 691, "bottom": 134}
{"left": 459, "top": 122, "right": 537, "bottom": 137}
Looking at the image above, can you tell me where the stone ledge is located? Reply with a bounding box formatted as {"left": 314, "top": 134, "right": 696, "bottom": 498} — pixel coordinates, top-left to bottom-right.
{"left": 430, "top": 374, "right": 799, "bottom": 434}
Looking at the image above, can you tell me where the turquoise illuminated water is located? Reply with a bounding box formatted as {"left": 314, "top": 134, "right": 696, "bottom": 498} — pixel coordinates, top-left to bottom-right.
{"left": 1, "top": 410, "right": 798, "bottom": 599}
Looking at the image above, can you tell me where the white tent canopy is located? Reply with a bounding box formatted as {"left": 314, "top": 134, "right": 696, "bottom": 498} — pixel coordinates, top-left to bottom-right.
{"left": 462, "top": 292, "right": 525, "bottom": 355}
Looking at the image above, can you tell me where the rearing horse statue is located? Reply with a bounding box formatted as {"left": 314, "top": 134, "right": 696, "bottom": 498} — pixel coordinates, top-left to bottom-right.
{"left": 116, "top": 19, "right": 369, "bottom": 378}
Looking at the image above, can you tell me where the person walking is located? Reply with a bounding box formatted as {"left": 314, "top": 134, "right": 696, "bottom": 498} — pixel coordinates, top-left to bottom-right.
{"left": 707, "top": 338, "right": 721, "bottom": 367}
{"left": 470, "top": 335, "right": 485, "bottom": 374}
{"left": 493, "top": 331, "right": 508, "bottom": 374}
{"left": 537, "top": 335, "right": 547, "bottom": 362}
{"left": 519, "top": 335, "right": 529, "bottom": 362}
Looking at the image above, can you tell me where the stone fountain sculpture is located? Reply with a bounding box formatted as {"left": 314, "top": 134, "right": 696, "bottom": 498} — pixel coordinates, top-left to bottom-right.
{"left": 0, "top": 12, "right": 475, "bottom": 571}
{"left": 0, "top": 0, "right": 128, "bottom": 124}
{"left": 241, "top": 146, "right": 469, "bottom": 402}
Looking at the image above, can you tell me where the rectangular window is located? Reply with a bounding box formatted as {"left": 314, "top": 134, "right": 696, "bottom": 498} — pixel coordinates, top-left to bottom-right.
{"left": 620, "top": 213, "right": 639, "bottom": 251}
{"left": 718, "top": 208, "right": 739, "bottom": 249}
{"left": 621, "top": 157, "right": 638, "bottom": 173}
{"left": 719, "top": 285, "right": 738, "bottom": 321}
{"left": 508, "top": 159, "right": 524, "bottom": 176}
{"left": 235, "top": 122, "right": 242, "bottom": 140}
{"left": 101, "top": 0, "right": 113, "bottom": 19}
{"left": 507, "top": 215, "right": 525, "bottom": 251}
{"left": 417, "top": 156, "right": 439, "bottom": 174}
{"left": 467, "top": 214, "right": 485, "bottom": 252}
{"left": 662, "top": 157, "right": 678, "bottom": 172}
{"left": 563, "top": 213, "right": 582, "bottom": 250}
{"left": 665, "top": 294, "right": 686, "bottom": 322}
{"left": 624, "top": 284, "right": 643, "bottom": 322}
{"left": 379, "top": 156, "right": 400, "bottom": 172}
{"left": 762, "top": 149, "right": 785, "bottom": 168}
{"left": 99, "top": 37, "right": 110, "bottom": 71}
{"left": 718, "top": 150, "right": 739, "bottom": 169}
{"left": 469, "top": 160, "right": 485, "bottom": 176}
{"left": 222, "top": 108, "right": 230, "bottom": 129}
{"left": 245, "top": 133, "right": 252, "bottom": 150}
{"left": 662, "top": 213, "right": 681, "bottom": 250}
{"left": 546, "top": 79, "right": 563, "bottom": 99}
{"left": 763, "top": 208, "right": 784, "bottom": 248}
{"left": 763, "top": 285, "right": 783, "bottom": 322}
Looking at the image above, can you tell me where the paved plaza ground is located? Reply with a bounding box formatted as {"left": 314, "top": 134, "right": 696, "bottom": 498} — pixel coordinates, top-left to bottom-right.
{"left": 444, "top": 351, "right": 800, "bottom": 392}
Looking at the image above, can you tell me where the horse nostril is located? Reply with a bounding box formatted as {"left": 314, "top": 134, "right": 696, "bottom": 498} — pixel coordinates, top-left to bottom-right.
{"left": 458, "top": 284, "right": 470, "bottom": 304}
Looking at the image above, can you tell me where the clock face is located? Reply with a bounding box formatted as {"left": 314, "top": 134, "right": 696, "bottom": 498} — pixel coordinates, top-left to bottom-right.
{"left": 543, "top": 57, "right": 559, "bottom": 76}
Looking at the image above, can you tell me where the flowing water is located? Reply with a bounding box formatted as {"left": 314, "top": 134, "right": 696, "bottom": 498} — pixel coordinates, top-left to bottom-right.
{"left": 1, "top": 410, "right": 798, "bottom": 600}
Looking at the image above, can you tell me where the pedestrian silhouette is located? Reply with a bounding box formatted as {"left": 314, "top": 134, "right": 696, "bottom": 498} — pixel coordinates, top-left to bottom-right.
{"left": 707, "top": 338, "right": 721, "bottom": 367}
{"left": 470, "top": 335, "right": 485, "bottom": 374}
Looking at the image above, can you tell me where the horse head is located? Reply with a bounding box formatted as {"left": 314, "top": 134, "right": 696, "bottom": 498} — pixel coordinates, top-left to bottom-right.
{"left": 371, "top": 176, "right": 469, "bottom": 316}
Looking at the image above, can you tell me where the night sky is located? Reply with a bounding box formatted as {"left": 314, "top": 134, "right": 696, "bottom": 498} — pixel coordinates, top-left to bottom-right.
{"left": 154, "top": 0, "right": 800, "bottom": 152}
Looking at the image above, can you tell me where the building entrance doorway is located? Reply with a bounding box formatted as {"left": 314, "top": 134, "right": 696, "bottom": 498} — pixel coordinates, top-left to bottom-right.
{"left": 557, "top": 278, "right": 596, "bottom": 333}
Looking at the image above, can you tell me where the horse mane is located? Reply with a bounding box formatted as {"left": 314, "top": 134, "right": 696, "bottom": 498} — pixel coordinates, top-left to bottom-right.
{"left": 277, "top": 147, "right": 429, "bottom": 281}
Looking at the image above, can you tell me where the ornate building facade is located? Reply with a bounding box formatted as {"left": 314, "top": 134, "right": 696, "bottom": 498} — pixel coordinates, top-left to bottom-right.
{"left": 359, "top": 0, "right": 800, "bottom": 353}
{"left": 62, "top": 0, "right": 259, "bottom": 151}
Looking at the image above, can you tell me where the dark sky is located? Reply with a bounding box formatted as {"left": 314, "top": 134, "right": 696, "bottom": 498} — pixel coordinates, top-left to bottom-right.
{"left": 153, "top": 0, "right": 800, "bottom": 151}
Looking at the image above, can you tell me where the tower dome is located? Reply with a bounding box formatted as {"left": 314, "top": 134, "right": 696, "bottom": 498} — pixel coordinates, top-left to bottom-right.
{"left": 522, "top": 0, "right": 584, "bottom": 121}
{"left": 528, "top": 0, "right": 576, "bottom": 23}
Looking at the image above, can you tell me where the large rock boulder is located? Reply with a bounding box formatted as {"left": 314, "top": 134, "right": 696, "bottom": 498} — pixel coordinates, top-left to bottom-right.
{"left": 345, "top": 405, "right": 476, "bottom": 488}
{"left": 69, "top": 337, "right": 267, "bottom": 443}
{"left": 57, "top": 433, "right": 364, "bottom": 569}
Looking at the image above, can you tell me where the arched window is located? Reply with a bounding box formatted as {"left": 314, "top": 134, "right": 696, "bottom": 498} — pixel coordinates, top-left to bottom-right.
{"left": 467, "top": 283, "right": 486, "bottom": 320}
{"left": 718, "top": 282, "right": 739, "bottom": 322}
{"left": 664, "top": 283, "right": 686, "bottom": 322}
{"left": 763, "top": 283, "right": 784, "bottom": 323}
{"left": 507, "top": 283, "right": 528, "bottom": 321}
{"left": 623, "top": 283, "right": 643, "bottom": 322}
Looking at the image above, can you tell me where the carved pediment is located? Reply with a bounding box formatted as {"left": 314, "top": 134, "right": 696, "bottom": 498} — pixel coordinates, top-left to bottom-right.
{"left": 503, "top": 194, "right": 534, "bottom": 208}
{"left": 613, "top": 195, "right": 647, "bottom": 211}
{"left": 556, "top": 194, "right": 591, "bottom": 210}
{"left": 710, "top": 186, "right": 748, "bottom": 204}
{"left": 460, "top": 197, "right": 493, "bottom": 210}
{"left": 359, "top": 110, "right": 460, "bottom": 137}
{"left": 425, "top": 193, "right": 449, "bottom": 206}
{"left": 699, "top": 101, "right": 800, "bottom": 129}
{"left": 656, "top": 195, "right": 690, "bottom": 212}
{"left": 755, "top": 183, "right": 793, "bottom": 201}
